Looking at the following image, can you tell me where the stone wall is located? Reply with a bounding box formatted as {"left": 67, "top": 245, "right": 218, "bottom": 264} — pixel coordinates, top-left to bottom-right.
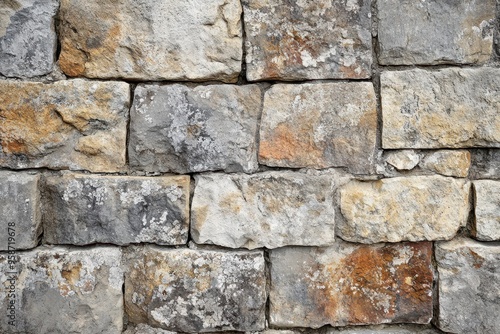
{"left": 0, "top": 1, "right": 499, "bottom": 333}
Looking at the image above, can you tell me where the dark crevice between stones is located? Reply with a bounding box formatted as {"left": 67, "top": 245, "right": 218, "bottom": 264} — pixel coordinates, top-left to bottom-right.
{"left": 264, "top": 248, "right": 271, "bottom": 330}
{"left": 125, "top": 83, "right": 137, "bottom": 171}
{"left": 431, "top": 241, "right": 441, "bottom": 331}
{"left": 186, "top": 173, "right": 197, "bottom": 245}
{"left": 237, "top": 5, "right": 248, "bottom": 86}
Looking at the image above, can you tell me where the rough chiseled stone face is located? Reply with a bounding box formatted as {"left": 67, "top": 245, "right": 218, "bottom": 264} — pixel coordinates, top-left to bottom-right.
{"left": 0, "top": 0, "right": 58, "bottom": 77}
{"left": 473, "top": 180, "right": 500, "bottom": 241}
{"left": 270, "top": 241, "right": 433, "bottom": 328}
{"left": 0, "top": 172, "right": 40, "bottom": 250}
{"left": 326, "top": 325, "right": 442, "bottom": 334}
{"left": 191, "top": 172, "right": 335, "bottom": 249}
{"left": 243, "top": 0, "right": 372, "bottom": 81}
{"left": 124, "top": 246, "right": 266, "bottom": 333}
{"left": 0, "top": 246, "right": 123, "bottom": 334}
{"left": 420, "top": 150, "right": 471, "bottom": 178}
{"left": 377, "top": 0, "right": 495, "bottom": 65}
{"left": 59, "top": 0, "right": 242, "bottom": 82}
{"left": 123, "top": 323, "right": 176, "bottom": 334}
{"left": 0, "top": 79, "right": 129, "bottom": 172}
{"left": 43, "top": 173, "right": 190, "bottom": 246}
{"left": 382, "top": 68, "right": 500, "bottom": 149}
{"left": 339, "top": 176, "right": 470, "bottom": 243}
{"left": 436, "top": 238, "right": 500, "bottom": 333}
{"left": 470, "top": 149, "right": 500, "bottom": 179}
{"left": 385, "top": 150, "right": 420, "bottom": 171}
{"left": 259, "top": 83, "right": 377, "bottom": 174}
{"left": 129, "top": 84, "right": 261, "bottom": 174}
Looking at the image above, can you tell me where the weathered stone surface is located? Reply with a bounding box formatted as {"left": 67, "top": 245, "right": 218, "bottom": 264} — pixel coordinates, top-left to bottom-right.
{"left": 421, "top": 150, "right": 471, "bottom": 178}
{"left": 243, "top": 0, "right": 372, "bottom": 81}
{"left": 473, "top": 180, "right": 500, "bottom": 241}
{"left": 43, "top": 173, "right": 190, "bottom": 246}
{"left": 326, "top": 325, "right": 442, "bottom": 333}
{"left": 259, "top": 83, "right": 377, "bottom": 174}
{"left": 270, "top": 241, "right": 433, "bottom": 328}
{"left": 123, "top": 323, "right": 176, "bottom": 334}
{"left": 385, "top": 150, "right": 420, "bottom": 171}
{"left": 0, "top": 79, "right": 129, "bottom": 172}
{"left": 436, "top": 238, "right": 500, "bottom": 333}
{"left": 191, "top": 172, "right": 335, "bottom": 249}
{"left": 470, "top": 149, "right": 500, "bottom": 179}
{"left": 129, "top": 84, "right": 261, "bottom": 174}
{"left": 59, "top": 0, "right": 242, "bottom": 82}
{"left": 339, "top": 176, "right": 470, "bottom": 243}
{"left": 124, "top": 246, "right": 266, "bottom": 332}
{"left": 382, "top": 68, "right": 500, "bottom": 149}
{"left": 377, "top": 0, "right": 495, "bottom": 65}
{"left": 0, "top": 246, "right": 123, "bottom": 333}
{"left": 0, "top": 0, "right": 58, "bottom": 77}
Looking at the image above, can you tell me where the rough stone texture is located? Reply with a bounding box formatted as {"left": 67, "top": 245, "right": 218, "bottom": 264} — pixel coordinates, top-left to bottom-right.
{"left": 270, "top": 241, "right": 433, "bottom": 328}
{"left": 129, "top": 84, "right": 261, "bottom": 174}
{"left": 43, "top": 173, "right": 190, "bottom": 246}
{"left": 0, "top": 172, "right": 40, "bottom": 250}
{"left": 436, "top": 238, "right": 500, "bottom": 333}
{"left": 473, "top": 180, "right": 500, "bottom": 241}
{"left": 339, "top": 176, "right": 470, "bottom": 243}
{"left": 420, "top": 150, "right": 471, "bottom": 178}
{"left": 242, "top": 0, "right": 372, "bottom": 81}
{"left": 326, "top": 325, "right": 443, "bottom": 334}
{"left": 377, "top": 0, "right": 496, "bottom": 65}
{"left": 385, "top": 150, "right": 420, "bottom": 171}
{"left": 123, "top": 323, "right": 176, "bottom": 334}
{"left": 0, "top": 0, "right": 58, "bottom": 77}
{"left": 259, "top": 83, "right": 377, "bottom": 174}
{"left": 59, "top": 0, "right": 242, "bottom": 82}
{"left": 124, "top": 246, "right": 266, "bottom": 333}
{"left": 382, "top": 68, "right": 500, "bottom": 149}
{"left": 0, "top": 246, "right": 123, "bottom": 333}
{"left": 191, "top": 172, "right": 335, "bottom": 249}
{"left": 0, "top": 79, "right": 129, "bottom": 172}
{"left": 470, "top": 149, "right": 500, "bottom": 179}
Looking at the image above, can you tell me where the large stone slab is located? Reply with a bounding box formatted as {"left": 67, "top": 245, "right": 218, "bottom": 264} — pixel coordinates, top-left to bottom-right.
{"left": 59, "top": 0, "right": 242, "bottom": 82}
{"left": 377, "top": 0, "right": 495, "bottom": 65}
{"left": 473, "top": 180, "right": 500, "bottom": 241}
{"left": 436, "top": 238, "right": 500, "bottom": 333}
{"left": 0, "top": 172, "right": 40, "bottom": 250}
{"left": 0, "top": 246, "right": 123, "bottom": 333}
{"left": 382, "top": 68, "right": 500, "bottom": 149}
{"left": 259, "top": 83, "right": 377, "bottom": 174}
{"left": 242, "top": 0, "right": 372, "bottom": 81}
{"left": 43, "top": 173, "right": 190, "bottom": 246}
{"left": 124, "top": 246, "right": 266, "bottom": 333}
{"left": 0, "top": 0, "right": 58, "bottom": 77}
{"left": 0, "top": 79, "right": 129, "bottom": 172}
{"left": 191, "top": 172, "right": 335, "bottom": 249}
{"left": 129, "top": 84, "right": 261, "bottom": 174}
{"left": 339, "top": 176, "right": 470, "bottom": 243}
{"left": 270, "top": 241, "right": 433, "bottom": 328}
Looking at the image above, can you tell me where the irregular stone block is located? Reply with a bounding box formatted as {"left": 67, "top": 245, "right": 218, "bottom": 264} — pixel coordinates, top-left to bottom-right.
{"left": 270, "top": 241, "right": 433, "bottom": 328}
{"left": 191, "top": 172, "right": 335, "bottom": 249}
{"left": 0, "top": 246, "right": 123, "bottom": 333}
{"left": 377, "top": 0, "right": 495, "bottom": 65}
{"left": 470, "top": 149, "right": 500, "bottom": 179}
{"left": 129, "top": 84, "right": 261, "bottom": 173}
{"left": 124, "top": 246, "right": 266, "bottom": 333}
{"left": 385, "top": 150, "right": 420, "bottom": 171}
{"left": 382, "top": 68, "right": 500, "bottom": 149}
{"left": 59, "top": 0, "right": 242, "bottom": 82}
{"left": 436, "top": 238, "right": 500, "bottom": 333}
{"left": 473, "top": 180, "right": 500, "bottom": 241}
{"left": 259, "top": 83, "right": 377, "bottom": 174}
{"left": 0, "top": 79, "right": 129, "bottom": 172}
{"left": 421, "top": 150, "right": 471, "bottom": 178}
{"left": 243, "top": 0, "right": 372, "bottom": 81}
{"left": 0, "top": 172, "right": 40, "bottom": 250}
{"left": 43, "top": 173, "right": 190, "bottom": 246}
{"left": 339, "top": 176, "right": 470, "bottom": 243}
{"left": 0, "top": 0, "right": 58, "bottom": 77}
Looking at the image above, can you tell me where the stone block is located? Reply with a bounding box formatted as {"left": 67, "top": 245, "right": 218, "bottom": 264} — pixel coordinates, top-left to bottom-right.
{"left": 473, "top": 180, "right": 500, "bottom": 241}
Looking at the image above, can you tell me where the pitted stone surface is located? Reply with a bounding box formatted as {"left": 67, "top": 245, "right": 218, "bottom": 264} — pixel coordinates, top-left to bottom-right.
{"left": 473, "top": 180, "right": 500, "bottom": 241}
{"left": 470, "top": 149, "right": 500, "bottom": 179}
{"left": 420, "top": 150, "right": 471, "bottom": 178}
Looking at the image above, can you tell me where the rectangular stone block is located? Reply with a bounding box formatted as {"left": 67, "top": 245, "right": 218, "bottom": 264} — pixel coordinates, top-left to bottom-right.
{"left": 0, "top": 172, "right": 40, "bottom": 250}
{"left": 43, "top": 173, "right": 190, "bottom": 246}
{"left": 0, "top": 79, "right": 129, "bottom": 172}
{"left": 129, "top": 84, "right": 261, "bottom": 173}
{"left": 473, "top": 180, "right": 500, "bottom": 241}
{"left": 191, "top": 172, "right": 335, "bottom": 249}
{"left": 124, "top": 246, "right": 266, "bottom": 333}
{"left": 259, "top": 82, "right": 377, "bottom": 174}
{"left": 0, "top": 0, "right": 58, "bottom": 77}
{"left": 470, "top": 149, "right": 500, "bottom": 179}
{"left": 0, "top": 246, "right": 123, "bottom": 333}
{"left": 377, "top": 0, "right": 495, "bottom": 65}
{"left": 243, "top": 0, "right": 372, "bottom": 81}
{"left": 420, "top": 150, "right": 471, "bottom": 178}
{"left": 436, "top": 238, "right": 500, "bottom": 333}
{"left": 382, "top": 68, "right": 500, "bottom": 149}
{"left": 270, "top": 241, "right": 433, "bottom": 328}
{"left": 59, "top": 0, "right": 242, "bottom": 82}
{"left": 339, "top": 176, "right": 470, "bottom": 243}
